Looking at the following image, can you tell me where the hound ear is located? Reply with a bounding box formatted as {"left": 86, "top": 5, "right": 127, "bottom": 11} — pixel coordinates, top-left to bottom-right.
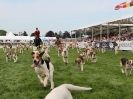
{"left": 39, "top": 51, "right": 44, "bottom": 57}
{"left": 31, "top": 52, "right": 35, "bottom": 55}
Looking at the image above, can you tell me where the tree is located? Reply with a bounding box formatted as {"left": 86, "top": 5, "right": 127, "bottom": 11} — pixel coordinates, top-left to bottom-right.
{"left": 59, "top": 31, "right": 62, "bottom": 35}
{"left": 0, "top": 30, "right": 7, "bottom": 36}
{"left": 58, "top": 31, "right": 63, "bottom": 38}
{"left": 14, "top": 33, "right": 18, "bottom": 36}
{"left": 30, "top": 33, "right": 35, "bottom": 37}
{"left": 62, "top": 31, "right": 71, "bottom": 38}
{"left": 71, "top": 31, "right": 81, "bottom": 38}
{"left": 45, "top": 31, "right": 55, "bottom": 37}
{"left": 54, "top": 32, "right": 58, "bottom": 37}
{"left": 23, "top": 31, "right": 28, "bottom": 36}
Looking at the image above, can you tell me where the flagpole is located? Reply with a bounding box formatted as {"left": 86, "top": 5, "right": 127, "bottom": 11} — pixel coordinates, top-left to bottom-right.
{"left": 118, "top": 23, "right": 121, "bottom": 40}
{"left": 100, "top": 24, "right": 103, "bottom": 41}
{"left": 107, "top": 23, "right": 109, "bottom": 40}
{"left": 92, "top": 27, "right": 94, "bottom": 40}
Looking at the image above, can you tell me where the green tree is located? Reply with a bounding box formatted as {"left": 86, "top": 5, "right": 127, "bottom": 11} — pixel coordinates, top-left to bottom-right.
{"left": 30, "top": 33, "right": 35, "bottom": 37}
{"left": 23, "top": 31, "right": 28, "bottom": 36}
{"left": 0, "top": 30, "right": 7, "bottom": 36}
{"left": 71, "top": 31, "right": 81, "bottom": 38}
{"left": 63, "top": 31, "right": 71, "bottom": 38}
{"left": 45, "top": 31, "right": 55, "bottom": 37}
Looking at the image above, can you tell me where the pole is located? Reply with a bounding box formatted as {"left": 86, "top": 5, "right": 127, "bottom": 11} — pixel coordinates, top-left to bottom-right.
{"left": 71, "top": 31, "right": 72, "bottom": 39}
{"left": 84, "top": 28, "right": 86, "bottom": 36}
{"left": 118, "top": 23, "right": 121, "bottom": 39}
{"left": 75, "top": 31, "right": 76, "bottom": 39}
{"left": 80, "top": 31, "right": 82, "bottom": 40}
{"left": 100, "top": 25, "right": 103, "bottom": 41}
{"left": 92, "top": 27, "right": 94, "bottom": 40}
{"left": 107, "top": 23, "right": 109, "bottom": 40}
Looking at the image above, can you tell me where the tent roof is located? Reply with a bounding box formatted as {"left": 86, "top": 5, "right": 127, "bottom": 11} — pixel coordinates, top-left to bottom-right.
{"left": 6, "top": 32, "right": 15, "bottom": 37}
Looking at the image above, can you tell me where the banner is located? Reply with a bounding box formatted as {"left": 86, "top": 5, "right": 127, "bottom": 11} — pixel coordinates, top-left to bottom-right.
{"left": 95, "top": 42, "right": 117, "bottom": 49}
{"left": 77, "top": 41, "right": 133, "bottom": 50}
{"left": 78, "top": 42, "right": 86, "bottom": 48}
{"left": 117, "top": 41, "right": 133, "bottom": 50}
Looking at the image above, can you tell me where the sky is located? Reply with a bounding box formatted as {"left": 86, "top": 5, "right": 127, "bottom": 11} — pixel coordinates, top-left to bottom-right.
{"left": 0, "top": 0, "right": 133, "bottom": 35}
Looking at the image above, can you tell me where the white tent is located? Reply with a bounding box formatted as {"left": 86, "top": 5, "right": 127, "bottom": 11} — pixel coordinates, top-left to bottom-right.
{"left": 0, "top": 32, "right": 56, "bottom": 43}
{"left": 0, "top": 32, "right": 34, "bottom": 43}
{"left": 6, "top": 32, "right": 15, "bottom": 36}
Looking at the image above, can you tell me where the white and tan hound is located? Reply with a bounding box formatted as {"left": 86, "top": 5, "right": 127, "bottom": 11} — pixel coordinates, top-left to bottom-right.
{"left": 45, "top": 84, "right": 92, "bottom": 99}
{"left": 31, "top": 51, "right": 54, "bottom": 89}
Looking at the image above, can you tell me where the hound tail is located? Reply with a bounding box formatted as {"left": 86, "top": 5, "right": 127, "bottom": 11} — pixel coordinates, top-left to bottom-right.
{"left": 63, "top": 84, "right": 92, "bottom": 91}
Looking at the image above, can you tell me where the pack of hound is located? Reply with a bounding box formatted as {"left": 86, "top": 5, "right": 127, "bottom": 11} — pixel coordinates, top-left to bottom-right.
{"left": 3, "top": 43, "right": 31, "bottom": 63}
{"left": 3, "top": 43, "right": 18, "bottom": 63}
{"left": 31, "top": 43, "right": 92, "bottom": 99}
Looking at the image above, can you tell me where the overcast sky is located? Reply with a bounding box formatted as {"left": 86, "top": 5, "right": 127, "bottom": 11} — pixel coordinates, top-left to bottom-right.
{"left": 0, "top": 0, "right": 133, "bottom": 35}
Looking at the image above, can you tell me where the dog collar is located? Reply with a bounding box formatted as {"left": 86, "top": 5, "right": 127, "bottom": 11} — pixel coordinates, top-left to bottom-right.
{"left": 41, "top": 59, "right": 44, "bottom": 64}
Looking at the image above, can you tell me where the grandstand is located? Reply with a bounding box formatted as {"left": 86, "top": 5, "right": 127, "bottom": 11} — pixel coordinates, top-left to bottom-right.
{"left": 72, "top": 15, "right": 133, "bottom": 41}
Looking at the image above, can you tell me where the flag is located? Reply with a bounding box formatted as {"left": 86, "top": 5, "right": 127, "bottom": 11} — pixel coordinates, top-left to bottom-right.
{"left": 130, "top": 0, "right": 133, "bottom": 6}
{"left": 115, "top": 2, "right": 127, "bottom": 10}
{"left": 115, "top": 0, "right": 133, "bottom": 10}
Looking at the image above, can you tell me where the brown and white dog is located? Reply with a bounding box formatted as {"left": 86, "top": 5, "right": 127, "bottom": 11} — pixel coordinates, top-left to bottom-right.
{"left": 84, "top": 47, "right": 97, "bottom": 63}
{"left": 41, "top": 44, "right": 49, "bottom": 55}
{"left": 114, "top": 45, "right": 119, "bottom": 55}
{"left": 120, "top": 58, "right": 133, "bottom": 76}
{"left": 115, "top": 41, "right": 120, "bottom": 55}
{"left": 44, "top": 84, "right": 92, "bottom": 99}
{"left": 62, "top": 47, "right": 68, "bottom": 64}
{"left": 89, "top": 49, "right": 97, "bottom": 63}
{"left": 75, "top": 53, "right": 85, "bottom": 71}
{"left": 5, "top": 44, "right": 18, "bottom": 63}
{"left": 31, "top": 51, "right": 54, "bottom": 89}
{"left": 58, "top": 44, "right": 63, "bottom": 57}
{"left": 3, "top": 44, "right": 7, "bottom": 53}
{"left": 17, "top": 44, "right": 24, "bottom": 54}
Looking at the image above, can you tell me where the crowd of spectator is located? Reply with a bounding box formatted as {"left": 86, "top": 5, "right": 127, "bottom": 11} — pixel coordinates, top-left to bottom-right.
{"left": 92, "top": 32, "right": 133, "bottom": 42}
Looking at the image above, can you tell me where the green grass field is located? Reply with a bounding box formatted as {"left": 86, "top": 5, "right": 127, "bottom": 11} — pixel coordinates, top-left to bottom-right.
{"left": 0, "top": 48, "right": 133, "bottom": 99}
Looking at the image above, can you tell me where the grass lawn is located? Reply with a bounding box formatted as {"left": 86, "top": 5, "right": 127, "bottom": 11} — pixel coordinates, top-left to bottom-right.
{"left": 0, "top": 48, "right": 133, "bottom": 99}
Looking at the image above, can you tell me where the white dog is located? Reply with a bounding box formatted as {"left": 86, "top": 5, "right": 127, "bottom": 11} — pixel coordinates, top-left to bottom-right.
{"left": 31, "top": 51, "right": 54, "bottom": 89}
{"left": 44, "top": 84, "right": 92, "bottom": 99}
